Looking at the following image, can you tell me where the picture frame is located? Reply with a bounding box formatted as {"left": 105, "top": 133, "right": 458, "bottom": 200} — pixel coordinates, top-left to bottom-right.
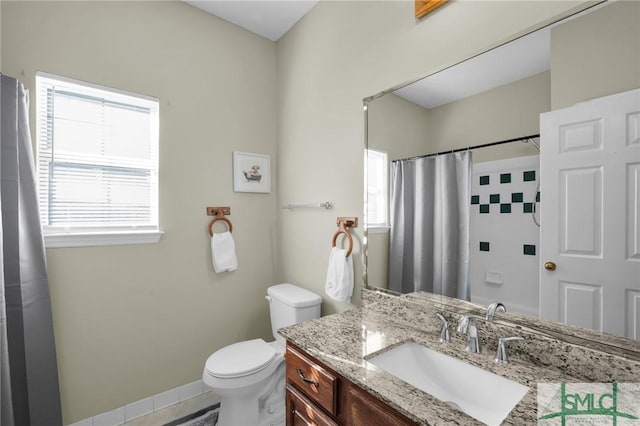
{"left": 233, "top": 151, "right": 271, "bottom": 193}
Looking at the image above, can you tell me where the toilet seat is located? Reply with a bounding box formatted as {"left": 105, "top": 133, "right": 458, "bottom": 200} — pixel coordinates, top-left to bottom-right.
{"left": 205, "top": 339, "right": 277, "bottom": 379}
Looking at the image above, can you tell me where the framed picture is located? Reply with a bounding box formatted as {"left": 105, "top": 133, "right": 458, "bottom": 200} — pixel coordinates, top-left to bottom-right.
{"left": 233, "top": 151, "right": 271, "bottom": 193}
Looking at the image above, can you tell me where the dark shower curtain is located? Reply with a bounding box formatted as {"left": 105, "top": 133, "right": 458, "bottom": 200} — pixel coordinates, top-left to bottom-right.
{"left": 1, "top": 74, "right": 62, "bottom": 425}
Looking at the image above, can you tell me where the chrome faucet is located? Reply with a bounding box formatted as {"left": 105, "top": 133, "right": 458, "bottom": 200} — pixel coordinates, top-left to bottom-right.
{"left": 486, "top": 302, "right": 506, "bottom": 321}
{"left": 435, "top": 313, "right": 450, "bottom": 343}
{"left": 456, "top": 316, "right": 481, "bottom": 353}
{"left": 494, "top": 336, "right": 524, "bottom": 364}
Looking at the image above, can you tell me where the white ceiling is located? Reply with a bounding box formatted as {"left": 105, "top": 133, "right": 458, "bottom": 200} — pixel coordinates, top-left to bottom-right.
{"left": 185, "top": 0, "right": 319, "bottom": 41}
{"left": 394, "top": 28, "right": 551, "bottom": 109}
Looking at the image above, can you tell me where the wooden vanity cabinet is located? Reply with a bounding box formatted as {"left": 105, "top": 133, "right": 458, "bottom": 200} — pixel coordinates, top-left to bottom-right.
{"left": 285, "top": 342, "right": 417, "bottom": 426}
{"left": 347, "top": 385, "right": 417, "bottom": 426}
{"left": 286, "top": 384, "right": 339, "bottom": 426}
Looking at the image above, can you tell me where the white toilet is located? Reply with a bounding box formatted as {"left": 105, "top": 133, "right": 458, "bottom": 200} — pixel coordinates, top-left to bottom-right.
{"left": 202, "top": 283, "right": 322, "bottom": 426}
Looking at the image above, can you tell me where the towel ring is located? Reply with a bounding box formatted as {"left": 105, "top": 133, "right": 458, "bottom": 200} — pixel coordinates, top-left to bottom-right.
{"left": 332, "top": 221, "right": 353, "bottom": 257}
{"left": 208, "top": 212, "right": 233, "bottom": 236}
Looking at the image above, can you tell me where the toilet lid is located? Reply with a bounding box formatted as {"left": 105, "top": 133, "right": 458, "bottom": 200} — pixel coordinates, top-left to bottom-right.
{"left": 205, "top": 339, "right": 277, "bottom": 378}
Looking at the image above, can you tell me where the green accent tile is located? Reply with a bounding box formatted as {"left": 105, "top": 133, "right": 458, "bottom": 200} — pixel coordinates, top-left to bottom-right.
{"left": 479, "top": 204, "right": 490, "bottom": 214}
{"left": 471, "top": 195, "right": 480, "bottom": 205}
{"left": 536, "top": 191, "right": 541, "bottom": 202}
{"left": 479, "top": 242, "right": 490, "bottom": 252}
{"left": 511, "top": 192, "right": 523, "bottom": 203}
{"left": 489, "top": 194, "right": 500, "bottom": 204}
{"left": 500, "top": 204, "right": 511, "bottom": 213}
{"left": 500, "top": 173, "right": 511, "bottom": 184}
{"left": 480, "top": 175, "right": 490, "bottom": 186}
{"left": 523, "top": 244, "right": 536, "bottom": 255}
{"left": 523, "top": 203, "right": 534, "bottom": 213}
{"left": 523, "top": 170, "right": 536, "bottom": 182}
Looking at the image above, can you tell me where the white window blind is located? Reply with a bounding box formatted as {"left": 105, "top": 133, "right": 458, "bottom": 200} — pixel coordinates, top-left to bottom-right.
{"left": 36, "top": 73, "right": 159, "bottom": 239}
{"left": 366, "top": 149, "right": 388, "bottom": 228}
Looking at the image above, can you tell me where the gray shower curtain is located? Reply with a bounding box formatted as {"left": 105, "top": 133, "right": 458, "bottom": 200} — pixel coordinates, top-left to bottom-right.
{"left": 388, "top": 151, "right": 472, "bottom": 299}
{"left": 1, "top": 74, "right": 62, "bottom": 426}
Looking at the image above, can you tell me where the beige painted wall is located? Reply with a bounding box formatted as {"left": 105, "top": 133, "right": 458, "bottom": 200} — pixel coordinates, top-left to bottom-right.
{"left": 369, "top": 71, "right": 549, "bottom": 162}
{"left": 427, "top": 71, "right": 548, "bottom": 163}
{"left": 1, "top": 1, "right": 277, "bottom": 423}
{"left": 276, "top": 0, "right": 589, "bottom": 316}
{"left": 551, "top": 0, "right": 640, "bottom": 109}
{"left": 368, "top": 92, "right": 431, "bottom": 160}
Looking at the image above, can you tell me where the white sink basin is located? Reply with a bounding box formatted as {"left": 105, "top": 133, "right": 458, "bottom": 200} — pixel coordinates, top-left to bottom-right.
{"left": 368, "top": 342, "right": 529, "bottom": 426}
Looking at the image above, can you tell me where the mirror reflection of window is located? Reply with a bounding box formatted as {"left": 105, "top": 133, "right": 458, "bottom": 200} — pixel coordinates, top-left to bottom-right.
{"left": 366, "top": 149, "right": 388, "bottom": 230}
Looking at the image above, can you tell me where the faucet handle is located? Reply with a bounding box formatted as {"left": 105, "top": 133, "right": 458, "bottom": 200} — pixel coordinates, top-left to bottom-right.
{"left": 494, "top": 336, "right": 524, "bottom": 364}
{"left": 457, "top": 316, "right": 481, "bottom": 353}
{"left": 456, "top": 315, "right": 475, "bottom": 333}
{"left": 435, "top": 313, "right": 450, "bottom": 343}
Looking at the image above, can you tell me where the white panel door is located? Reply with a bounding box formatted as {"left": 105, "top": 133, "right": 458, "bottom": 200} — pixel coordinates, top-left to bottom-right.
{"left": 540, "top": 88, "right": 640, "bottom": 339}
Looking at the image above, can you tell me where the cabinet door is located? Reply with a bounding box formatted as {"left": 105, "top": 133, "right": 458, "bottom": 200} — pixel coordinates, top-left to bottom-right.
{"left": 348, "top": 384, "right": 417, "bottom": 426}
{"left": 286, "top": 385, "right": 338, "bottom": 426}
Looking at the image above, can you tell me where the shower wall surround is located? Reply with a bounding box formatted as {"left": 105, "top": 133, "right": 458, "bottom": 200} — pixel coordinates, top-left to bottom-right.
{"left": 470, "top": 155, "right": 540, "bottom": 316}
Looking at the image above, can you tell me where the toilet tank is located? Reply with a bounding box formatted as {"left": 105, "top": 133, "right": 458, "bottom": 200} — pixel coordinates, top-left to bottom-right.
{"left": 266, "top": 284, "right": 321, "bottom": 343}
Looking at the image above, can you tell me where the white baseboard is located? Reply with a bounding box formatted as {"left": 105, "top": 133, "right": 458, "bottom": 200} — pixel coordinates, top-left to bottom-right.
{"left": 67, "top": 379, "right": 208, "bottom": 426}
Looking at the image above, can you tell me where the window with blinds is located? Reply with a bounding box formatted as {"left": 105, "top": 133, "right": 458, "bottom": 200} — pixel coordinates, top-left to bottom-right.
{"left": 36, "top": 73, "right": 159, "bottom": 239}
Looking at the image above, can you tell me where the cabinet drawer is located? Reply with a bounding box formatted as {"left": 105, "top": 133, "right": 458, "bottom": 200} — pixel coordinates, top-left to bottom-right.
{"left": 286, "top": 345, "right": 338, "bottom": 415}
{"left": 286, "top": 385, "right": 338, "bottom": 426}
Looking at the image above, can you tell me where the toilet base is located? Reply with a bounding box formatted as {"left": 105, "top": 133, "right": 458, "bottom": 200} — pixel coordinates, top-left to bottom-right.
{"left": 217, "top": 392, "right": 284, "bottom": 426}
{"left": 212, "top": 359, "right": 286, "bottom": 426}
{"left": 258, "top": 399, "right": 284, "bottom": 426}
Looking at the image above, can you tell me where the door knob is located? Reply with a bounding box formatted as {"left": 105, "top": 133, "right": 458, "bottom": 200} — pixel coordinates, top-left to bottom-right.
{"left": 544, "top": 261, "right": 556, "bottom": 271}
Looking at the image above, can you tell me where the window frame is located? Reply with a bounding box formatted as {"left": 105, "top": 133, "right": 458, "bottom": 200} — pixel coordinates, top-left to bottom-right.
{"left": 35, "top": 72, "right": 163, "bottom": 248}
{"left": 365, "top": 148, "right": 390, "bottom": 233}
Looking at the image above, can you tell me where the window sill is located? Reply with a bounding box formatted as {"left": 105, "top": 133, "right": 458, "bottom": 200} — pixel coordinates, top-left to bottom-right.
{"left": 367, "top": 226, "right": 390, "bottom": 234}
{"left": 44, "top": 230, "right": 164, "bottom": 249}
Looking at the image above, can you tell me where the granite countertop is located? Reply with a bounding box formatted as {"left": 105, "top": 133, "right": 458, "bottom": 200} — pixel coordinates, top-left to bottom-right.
{"left": 279, "top": 294, "right": 640, "bottom": 425}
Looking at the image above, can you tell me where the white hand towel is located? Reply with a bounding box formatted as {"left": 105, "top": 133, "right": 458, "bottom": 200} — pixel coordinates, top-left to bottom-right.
{"left": 211, "top": 231, "right": 238, "bottom": 273}
{"left": 325, "top": 247, "right": 354, "bottom": 302}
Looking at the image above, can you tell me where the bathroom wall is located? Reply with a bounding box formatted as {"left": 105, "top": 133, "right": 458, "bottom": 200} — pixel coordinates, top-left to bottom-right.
{"left": 469, "top": 155, "right": 540, "bottom": 317}
{"left": 276, "top": 0, "right": 589, "bottom": 315}
{"left": 550, "top": 0, "right": 640, "bottom": 110}
{"left": 367, "top": 93, "right": 431, "bottom": 161}
{"left": 426, "top": 71, "right": 548, "bottom": 163}
{"left": 1, "top": 1, "right": 277, "bottom": 423}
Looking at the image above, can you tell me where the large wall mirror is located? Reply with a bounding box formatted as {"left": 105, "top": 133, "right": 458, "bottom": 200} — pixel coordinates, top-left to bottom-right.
{"left": 363, "top": 0, "right": 640, "bottom": 343}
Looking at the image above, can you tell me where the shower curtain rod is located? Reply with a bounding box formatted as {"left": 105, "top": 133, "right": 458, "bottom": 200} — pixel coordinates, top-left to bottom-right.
{"left": 392, "top": 134, "right": 540, "bottom": 162}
